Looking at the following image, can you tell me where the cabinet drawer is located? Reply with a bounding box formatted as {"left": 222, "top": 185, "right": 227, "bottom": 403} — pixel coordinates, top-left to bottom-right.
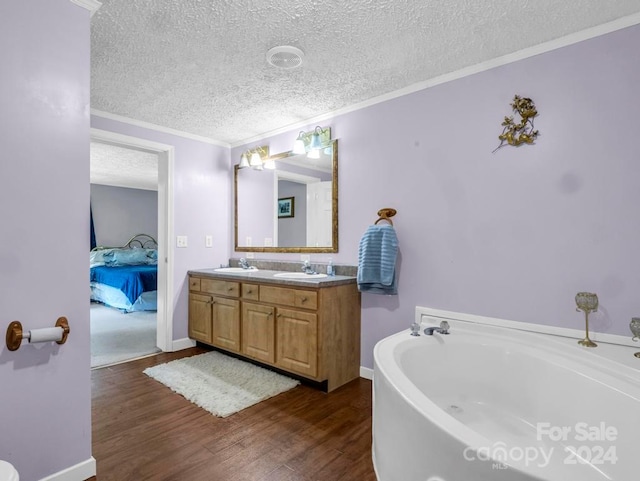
{"left": 189, "top": 277, "right": 201, "bottom": 292}
{"left": 242, "top": 283, "right": 259, "bottom": 301}
{"left": 200, "top": 278, "right": 240, "bottom": 297}
{"left": 260, "top": 285, "right": 318, "bottom": 310}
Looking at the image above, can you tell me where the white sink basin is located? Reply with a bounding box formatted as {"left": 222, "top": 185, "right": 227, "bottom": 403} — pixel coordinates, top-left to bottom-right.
{"left": 273, "top": 272, "right": 328, "bottom": 279}
{"left": 214, "top": 267, "right": 259, "bottom": 273}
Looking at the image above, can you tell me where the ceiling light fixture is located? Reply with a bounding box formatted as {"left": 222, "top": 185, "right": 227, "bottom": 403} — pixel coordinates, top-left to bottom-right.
{"left": 266, "top": 45, "right": 305, "bottom": 69}
{"left": 238, "top": 146, "right": 270, "bottom": 170}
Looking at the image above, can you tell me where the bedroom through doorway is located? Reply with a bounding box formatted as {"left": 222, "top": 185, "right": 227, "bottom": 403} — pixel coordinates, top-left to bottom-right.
{"left": 89, "top": 129, "right": 175, "bottom": 367}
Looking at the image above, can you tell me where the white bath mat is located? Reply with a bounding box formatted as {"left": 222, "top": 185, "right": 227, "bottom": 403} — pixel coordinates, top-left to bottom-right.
{"left": 143, "top": 351, "right": 300, "bottom": 417}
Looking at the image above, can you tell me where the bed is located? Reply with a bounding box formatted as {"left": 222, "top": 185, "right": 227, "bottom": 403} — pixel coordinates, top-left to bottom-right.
{"left": 90, "top": 233, "right": 158, "bottom": 312}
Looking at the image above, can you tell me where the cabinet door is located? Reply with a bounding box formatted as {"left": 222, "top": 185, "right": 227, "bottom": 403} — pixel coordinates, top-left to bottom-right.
{"left": 211, "top": 296, "right": 241, "bottom": 352}
{"left": 276, "top": 308, "right": 318, "bottom": 377}
{"left": 241, "top": 303, "right": 275, "bottom": 364}
{"left": 189, "top": 293, "right": 212, "bottom": 343}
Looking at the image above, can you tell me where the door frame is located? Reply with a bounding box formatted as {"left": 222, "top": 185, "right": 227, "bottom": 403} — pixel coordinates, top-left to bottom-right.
{"left": 90, "top": 128, "right": 175, "bottom": 352}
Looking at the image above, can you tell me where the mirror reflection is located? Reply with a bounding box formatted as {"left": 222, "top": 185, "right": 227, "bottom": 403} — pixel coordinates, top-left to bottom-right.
{"left": 235, "top": 140, "right": 338, "bottom": 252}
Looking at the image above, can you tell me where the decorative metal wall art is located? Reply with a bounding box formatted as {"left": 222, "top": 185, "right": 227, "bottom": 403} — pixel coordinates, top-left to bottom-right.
{"left": 493, "top": 95, "right": 539, "bottom": 153}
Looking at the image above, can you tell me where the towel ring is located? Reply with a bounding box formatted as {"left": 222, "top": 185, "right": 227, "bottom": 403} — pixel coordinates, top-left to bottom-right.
{"left": 375, "top": 208, "right": 397, "bottom": 226}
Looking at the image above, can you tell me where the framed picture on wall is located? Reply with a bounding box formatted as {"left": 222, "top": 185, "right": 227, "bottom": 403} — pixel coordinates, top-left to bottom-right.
{"left": 278, "top": 197, "right": 295, "bottom": 218}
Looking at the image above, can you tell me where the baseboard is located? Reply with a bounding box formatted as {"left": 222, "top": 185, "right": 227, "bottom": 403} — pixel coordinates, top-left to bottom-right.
{"left": 172, "top": 337, "right": 196, "bottom": 351}
{"left": 360, "top": 366, "right": 373, "bottom": 380}
{"left": 39, "top": 457, "right": 96, "bottom": 481}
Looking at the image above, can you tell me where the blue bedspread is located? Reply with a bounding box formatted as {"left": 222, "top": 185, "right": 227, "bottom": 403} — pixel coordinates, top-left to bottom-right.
{"left": 90, "top": 265, "right": 157, "bottom": 304}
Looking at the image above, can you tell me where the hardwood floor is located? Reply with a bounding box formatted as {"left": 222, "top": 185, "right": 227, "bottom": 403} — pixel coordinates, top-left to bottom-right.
{"left": 91, "top": 347, "right": 377, "bottom": 481}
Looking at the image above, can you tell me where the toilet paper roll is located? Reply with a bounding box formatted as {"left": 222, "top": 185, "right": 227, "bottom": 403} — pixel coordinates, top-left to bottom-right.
{"left": 28, "top": 326, "right": 64, "bottom": 343}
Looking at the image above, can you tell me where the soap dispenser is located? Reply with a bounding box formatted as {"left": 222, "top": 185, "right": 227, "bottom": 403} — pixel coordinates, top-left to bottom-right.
{"left": 327, "top": 258, "right": 335, "bottom": 276}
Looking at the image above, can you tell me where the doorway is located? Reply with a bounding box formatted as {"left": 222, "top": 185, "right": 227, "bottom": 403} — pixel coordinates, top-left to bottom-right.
{"left": 90, "top": 128, "right": 175, "bottom": 352}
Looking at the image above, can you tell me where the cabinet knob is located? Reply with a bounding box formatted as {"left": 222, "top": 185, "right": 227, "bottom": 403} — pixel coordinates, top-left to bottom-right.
{"left": 228, "top": 287, "right": 234, "bottom": 291}
{"left": 301, "top": 297, "right": 307, "bottom": 302}
{"left": 267, "top": 312, "right": 273, "bottom": 318}
{"left": 246, "top": 289, "right": 252, "bottom": 294}
{"left": 277, "top": 313, "right": 282, "bottom": 318}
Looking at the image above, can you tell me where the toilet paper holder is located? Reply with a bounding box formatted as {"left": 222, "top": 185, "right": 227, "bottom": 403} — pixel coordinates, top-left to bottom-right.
{"left": 5, "top": 317, "right": 70, "bottom": 351}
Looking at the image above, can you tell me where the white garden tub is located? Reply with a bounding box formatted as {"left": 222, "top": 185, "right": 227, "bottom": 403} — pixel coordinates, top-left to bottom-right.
{"left": 373, "top": 307, "right": 640, "bottom": 481}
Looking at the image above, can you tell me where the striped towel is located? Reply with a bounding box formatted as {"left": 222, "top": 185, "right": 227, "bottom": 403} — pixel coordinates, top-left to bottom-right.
{"left": 357, "top": 224, "right": 398, "bottom": 295}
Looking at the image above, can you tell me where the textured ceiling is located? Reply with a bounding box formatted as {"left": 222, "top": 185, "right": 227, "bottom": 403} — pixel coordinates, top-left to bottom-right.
{"left": 90, "top": 142, "right": 158, "bottom": 190}
{"left": 91, "top": 1, "right": 640, "bottom": 145}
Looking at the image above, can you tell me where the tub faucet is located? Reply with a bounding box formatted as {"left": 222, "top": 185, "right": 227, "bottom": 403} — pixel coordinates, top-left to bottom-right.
{"left": 424, "top": 321, "right": 450, "bottom": 336}
{"left": 239, "top": 258, "right": 250, "bottom": 269}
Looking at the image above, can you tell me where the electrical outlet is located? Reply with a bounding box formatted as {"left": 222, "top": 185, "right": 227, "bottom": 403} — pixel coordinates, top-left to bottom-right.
{"left": 205, "top": 235, "right": 213, "bottom": 248}
{"left": 246, "top": 252, "right": 254, "bottom": 259}
{"left": 264, "top": 237, "right": 273, "bottom": 247}
{"left": 176, "top": 236, "right": 188, "bottom": 248}
{"left": 245, "top": 236, "right": 252, "bottom": 247}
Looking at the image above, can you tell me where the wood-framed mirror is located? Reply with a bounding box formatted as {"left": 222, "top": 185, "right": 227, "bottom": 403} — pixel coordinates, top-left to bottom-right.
{"left": 234, "top": 140, "right": 338, "bottom": 253}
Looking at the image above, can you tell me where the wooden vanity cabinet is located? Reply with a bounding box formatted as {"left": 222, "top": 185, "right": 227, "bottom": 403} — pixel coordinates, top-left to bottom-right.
{"left": 276, "top": 307, "right": 318, "bottom": 378}
{"left": 188, "top": 278, "right": 241, "bottom": 353}
{"left": 211, "top": 297, "right": 240, "bottom": 352}
{"left": 188, "top": 275, "right": 361, "bottom": 392}
{"left": 241, "top": 302, "right": 275, "bottom": 363}
{"left": 188, "top": 293, "right": 212, "bottom": 343}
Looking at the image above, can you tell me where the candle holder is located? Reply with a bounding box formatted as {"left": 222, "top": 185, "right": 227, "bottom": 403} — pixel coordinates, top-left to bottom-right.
{"left": 575, "top": 292, "right": 598, "bottom": 348}
{"left": 630, "top": 318, "right": 640, "bottom": 358}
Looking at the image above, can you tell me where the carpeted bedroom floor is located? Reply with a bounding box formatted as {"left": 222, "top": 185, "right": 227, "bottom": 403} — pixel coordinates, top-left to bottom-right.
{"left": 90, "top": 303, "right": 160, "bottom": 368}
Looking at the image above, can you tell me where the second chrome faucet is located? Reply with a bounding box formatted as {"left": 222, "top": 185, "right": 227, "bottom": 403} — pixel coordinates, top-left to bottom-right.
{"left": 424, "top": 321, "right": 450, "bottom": 336}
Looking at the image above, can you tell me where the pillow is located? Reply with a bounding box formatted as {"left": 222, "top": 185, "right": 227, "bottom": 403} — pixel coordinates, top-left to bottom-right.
{"left": 145, "top": 249, "right": 158, "bottom": 265}
{"left": 103, "top": 248, "right": 151, "bottom": 267}
{"left": 90, "top": 249, "right": 113, "bottom": 268}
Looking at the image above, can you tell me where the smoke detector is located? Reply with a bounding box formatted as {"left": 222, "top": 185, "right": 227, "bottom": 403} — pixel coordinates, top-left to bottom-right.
{"left": 266, "top": 45, "right": 305, "bottom": 69}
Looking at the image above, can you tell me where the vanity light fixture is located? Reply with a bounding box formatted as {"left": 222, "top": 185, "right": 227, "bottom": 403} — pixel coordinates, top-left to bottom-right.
{"left": 291, "top": 126, "right": 332, "bottom": 158}
{"left": 293, "top": 132, "right": 306, "bottom": 154}
{"left": 249, "top": 151, "right": 262, "bottom": 167}
{"left": 238, "top": 146, "right": 270, "bottom": 170}
{"left": 309, "top": 127, "right": 323, "bottom": 150}
{"left": 238, "top": 152, "right": 250, "bottom": 169}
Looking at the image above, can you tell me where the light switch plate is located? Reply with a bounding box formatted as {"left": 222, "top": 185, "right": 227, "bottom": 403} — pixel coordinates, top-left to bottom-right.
{"left": 246, "top": 252, "right": 255, "bottom": 259}
{"left": 176, "top": 235, "right": 188, "bottom": 248}
{"left": 205, "top": 235, "right": 213, "bottom": 248}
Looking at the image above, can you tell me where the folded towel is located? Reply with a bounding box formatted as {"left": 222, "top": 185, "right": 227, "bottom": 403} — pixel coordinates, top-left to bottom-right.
{"left": 357, "top": 224, "right": 398, "bottom": 295}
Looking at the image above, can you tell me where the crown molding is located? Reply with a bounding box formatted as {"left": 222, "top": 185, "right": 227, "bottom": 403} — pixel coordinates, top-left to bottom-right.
{"left": 69, "top": 0, "right": 102, "bottom": 16}
{"left": 91, "top": 109, "right": 230, "bottom": 148}
{"left": 231, "top": 11, "right": 640, "bottom": 148}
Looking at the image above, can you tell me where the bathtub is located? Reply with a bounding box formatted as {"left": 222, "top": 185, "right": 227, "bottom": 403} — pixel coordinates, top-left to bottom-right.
{"left": 373, "top": 307, "right": 640, "bottom": 481}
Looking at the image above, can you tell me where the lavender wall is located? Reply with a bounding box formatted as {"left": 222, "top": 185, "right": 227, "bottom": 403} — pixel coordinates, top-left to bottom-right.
{"left": 233, "top": 24, "right": 640, "bottom": 369}
{"left": 90, "top": 116, "right": 231, "bottom": 341}
{"left": 91, "top": 184, "right": 158, "bottom": 247}
{"left": 0, "top": 1, "right": 92, "bottom": 479}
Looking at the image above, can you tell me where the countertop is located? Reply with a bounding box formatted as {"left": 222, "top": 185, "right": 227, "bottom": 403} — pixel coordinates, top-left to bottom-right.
{"left": 188, "top": 268, "right": 357, "bottom": 288}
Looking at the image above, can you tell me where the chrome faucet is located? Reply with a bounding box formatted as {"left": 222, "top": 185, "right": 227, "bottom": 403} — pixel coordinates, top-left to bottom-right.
{"left": 301, "top": 260, "right": 317, "bottom": 275}
{"left": 424, "top": 321, "right": 450, "bottom": 336}
{"left": 239, "top": 258, "right": 250, "bottom": 269}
